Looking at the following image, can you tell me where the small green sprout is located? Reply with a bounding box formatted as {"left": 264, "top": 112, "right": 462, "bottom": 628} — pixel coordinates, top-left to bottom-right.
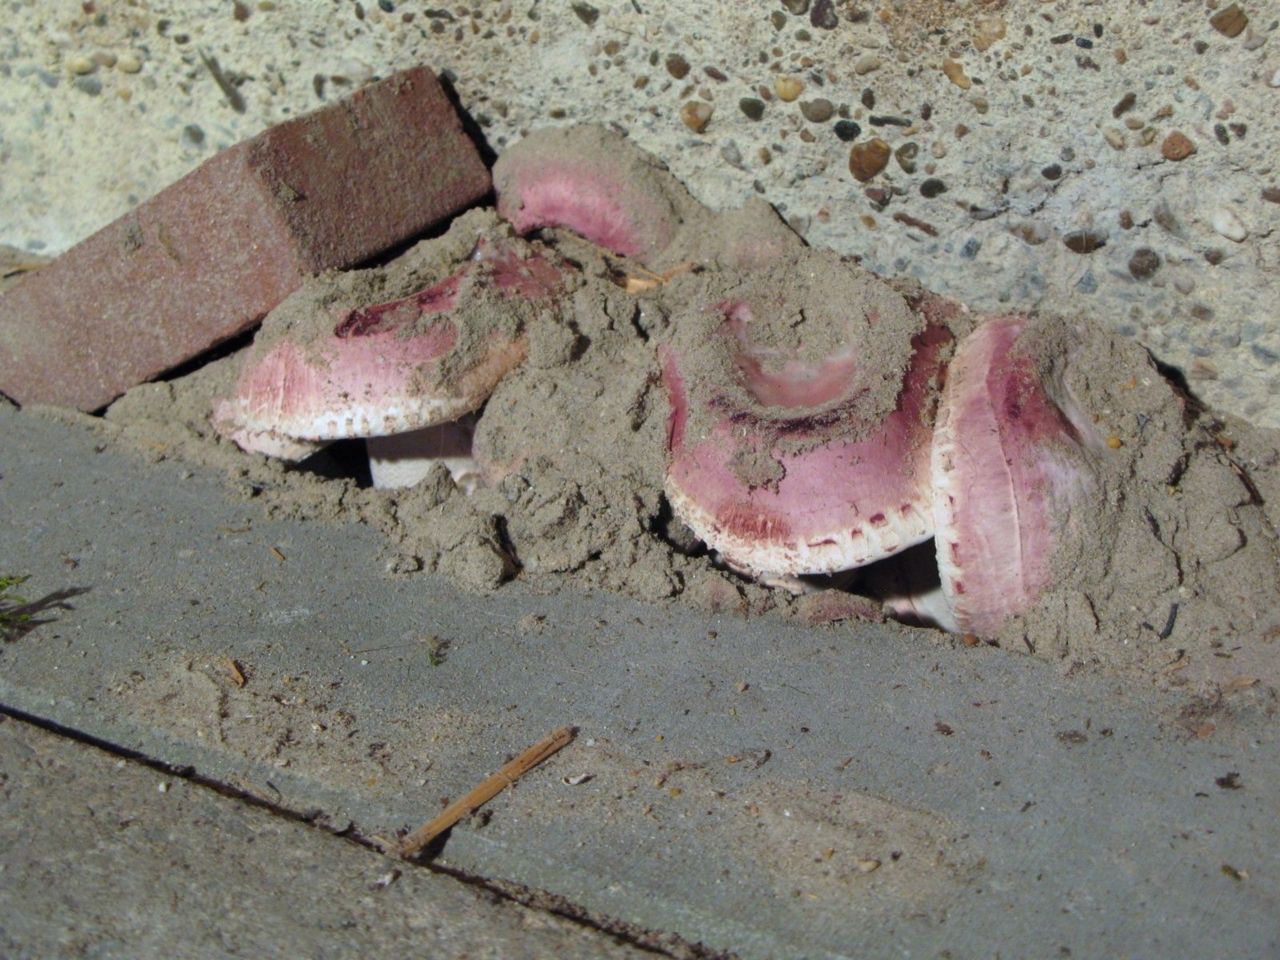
{"left": 0, "top": 575, "right": 33, "bottom": 640}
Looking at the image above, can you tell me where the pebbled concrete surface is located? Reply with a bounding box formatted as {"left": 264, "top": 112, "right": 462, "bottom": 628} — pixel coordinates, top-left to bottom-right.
{"left": 2, "top": 403, "right": 1278, "bottom": 959}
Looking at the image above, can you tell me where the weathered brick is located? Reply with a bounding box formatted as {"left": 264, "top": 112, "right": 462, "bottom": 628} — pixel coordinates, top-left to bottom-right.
{"left": 0, "top": 66, "right": 490, "bottom": 411}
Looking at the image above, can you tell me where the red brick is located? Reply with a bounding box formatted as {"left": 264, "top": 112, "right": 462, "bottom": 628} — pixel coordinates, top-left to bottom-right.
{"left": 0, "top": 66, "right": 490, "bottom": 411}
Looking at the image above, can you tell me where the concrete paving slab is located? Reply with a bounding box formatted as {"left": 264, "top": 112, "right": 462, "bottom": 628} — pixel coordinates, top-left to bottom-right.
{"left": 0, "top": 713, "right": 651, "bottom": 960}
{"left": 1, "top": 403, "right": 1278, "bottom": 959}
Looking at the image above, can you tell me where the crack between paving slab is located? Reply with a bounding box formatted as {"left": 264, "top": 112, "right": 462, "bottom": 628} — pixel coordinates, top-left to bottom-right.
{"left": 0, "top": 702, "right": 739, "bottom": 960}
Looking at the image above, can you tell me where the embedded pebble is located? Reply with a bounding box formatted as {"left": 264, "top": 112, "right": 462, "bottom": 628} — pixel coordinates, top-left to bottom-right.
{"left": 799, "top": 98, "right": 833, "bottom": 123}
{"left": 895, "top": 142, "right": 918, "bottom": 173}
{"left": 942, "top": 59, "right": 972, "bottom": 89}
{"left": 680, "top": 101, "right": 712, "bottom": 133}
{"left": 1063, "top": 230, "right": 1107, "bottom": 254}
{"left": 853, "top": 55, "right": 882, "bottom": 76}
{"left": 1162, "top": 131, "right": 1198, "bottom": 161}
{"left": 68, "top": 55, "right": 96, "bottom": 75}
{"left": 1269, "top": 67, "right": 1280, "bottom": 88}
{"left": 665, "top": 54, "right": 690, "bottom": 80}
{"left": 1209, "top": 4, "right": 1247, "bottom": 38}
{"left": 848, "top": 138, "right": 890, "bottom": 182}
{"left": 739, "top": 98, "right": 765, "bottom": 122}
{"left": 833, "top": 120, "right": 861, "bottom": 142}
{"left": 919, "top": 178, "right": 947, "bottom": 198}
{"left": 775, "top": 76, "right": 804, "bottom": 102}
{"left": 1161, "top": 131, "right": 1196, "bottom": 161}
{"left": 1128, "top": 248, "right": 1161, "bottom": 279}
{"left": 1211, "top": 207, "right": 1247, "bottom": 242}
{"left": 73, "top": 76, "right": 102, "bottom": 96}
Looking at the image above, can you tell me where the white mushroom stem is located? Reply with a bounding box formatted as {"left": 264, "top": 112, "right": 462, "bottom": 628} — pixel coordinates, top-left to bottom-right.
{"left": 366, "top": 415, "right": 480, "bottom": 492}
{"left": 863, "top": 544, "right": 961, "bottom": 633}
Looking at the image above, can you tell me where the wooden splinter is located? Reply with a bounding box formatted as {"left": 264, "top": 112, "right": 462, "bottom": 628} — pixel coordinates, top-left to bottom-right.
{"left": 397, "top": 724, "right": 577, "bottom": 860}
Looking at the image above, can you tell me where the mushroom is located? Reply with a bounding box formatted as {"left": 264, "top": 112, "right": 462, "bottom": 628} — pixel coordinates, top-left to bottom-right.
{"left": 930, "top": 314, "right": 1106, "bottom": 635}
{"left": 493, "top": 124, "right": 703, "bottom": 268}
{"left": 213, "top": 212, "right": 567, "bottom": 489}
{"left": 493, "top": 125, "right": 804, "bottom": 277}
{"left": 659, "top": 251, "right": 953, "bottom": 584}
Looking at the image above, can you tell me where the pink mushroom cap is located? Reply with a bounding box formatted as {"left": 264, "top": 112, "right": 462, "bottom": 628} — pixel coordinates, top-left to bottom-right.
{"left": 494, "top": 125, "right": 701, "bottom": 265}
{"left": 661, "top": 275, "right": 951, "bottom": 580}
{"left": 931, "top": 314, "right": 1104, "bottom": 636}
{"left": 214, "top": 235, "right": 565, "bottom": 458}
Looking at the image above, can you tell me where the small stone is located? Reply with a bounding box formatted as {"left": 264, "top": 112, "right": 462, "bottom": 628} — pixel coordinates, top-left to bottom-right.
{"left": 1262, "top": 186, "right": 1280, "bottom": 204}
{"left": 680, "top": 101, "right": 712, "bottom": 133}
{"left": 570, "top": 1, "right": 599, "bottom": 27}
{"left": 770, "top": 10, "right": 786, "bottom": 29}
{"left": 833, "top": 120, "right": 861, "bottom": 142}
{"left": 1211, "top": 207, "right": 1247, "bottom": 242}
{"left": 930, "top": 140, "right": 947, "bottom": 159}
{"left": 775, "top": 76, "right": 804, "bottom": 101}
{"left": 1161, "top": 131, "right": 1196, "bottom": 161}
{"left": 810, "top": 0, "right": 837, "bottom": 29}
{"left": 1153, "top": 200, "right": 1183, "bottom": 236}
{"left": 960, "top": 237, "right": 981, "bottom": 259}
{"left": 180, "top": 124, "right": 206, "bottom": 149}
{"left": 68, "top": 55, "right": 96, "bottom": 75}
{"left": 942, "top": 59, "right": 971, "bottom": 89}
{"left": 799, "top": 98, "right": 834, "bottom": 123}
{"left": 1112, "top": 92, "right": 1136, "bottom": 118}
{"left": 1104, "top": 128, "right": 1126, "bottom": 150}
{"left": 117, "top": 52, "right": 143, "bottom": 73}
{"left": 92, "top": 52, "right": 117, "bottom": 69}
{"left": 1041, "top": 163, "right": 1062, "bottom": 180}
{"left": 973, "top": 15, "right": 1006, "bottom": 52}
{"left": 848, "top": 138, "right": 891, "bottom": 182}
{"left": 781, "top": 0, "right": 809, "bottom": 13}
{"left": 1063, "top": 230, "right": 1106, "bottom": 254}
{"left": 739, "top": 98, "right": 765, "bottom": 122}
{"left": 854, "top": 55, "right": 882, "bottom": 75}
{"left": 1269, "top": 67, "right": 1280, "bottom": 88}
{"left": 73, "top": 76, "right": 102, "bottom": 96}
{"left": 665, "top": 54, "right": 690, "bottom": 79}
{"left": 1209, "top": 4, "right": 1247, "bottom": 38}
{"left": 920, "top": 177, "right": 947, "bottom": 198}
{"left": 1128, "top": 248, "right": 1161, "bottom": 279}
{"left": 895, "top": 142, "right": 918, "bottom": 173}
{"left": 1011, "top": 221, "right": 1050, "bottom": 245}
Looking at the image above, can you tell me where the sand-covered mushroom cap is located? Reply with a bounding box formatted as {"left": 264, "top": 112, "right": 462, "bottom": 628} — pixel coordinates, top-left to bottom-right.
{"left": 493, "top": 124, "right": 707, "bottom": 268}
{"left": 931, "top": 314, "right": 1107, "bottom": 636}
{"left": 213, "top": 210, "right": 569, "bottom": 486}
{"left": 660, "top": 250, "right": 952, "bottom": 581}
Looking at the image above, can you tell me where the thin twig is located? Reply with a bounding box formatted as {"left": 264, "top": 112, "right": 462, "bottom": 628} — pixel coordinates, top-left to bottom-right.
{"left": 397, "top": 725, "right": 577, "bottom": 860}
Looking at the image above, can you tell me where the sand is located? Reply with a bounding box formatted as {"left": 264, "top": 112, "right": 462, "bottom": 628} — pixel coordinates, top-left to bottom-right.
{"left": 78, "top": 126, "right": 1280, "bottom": 693}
